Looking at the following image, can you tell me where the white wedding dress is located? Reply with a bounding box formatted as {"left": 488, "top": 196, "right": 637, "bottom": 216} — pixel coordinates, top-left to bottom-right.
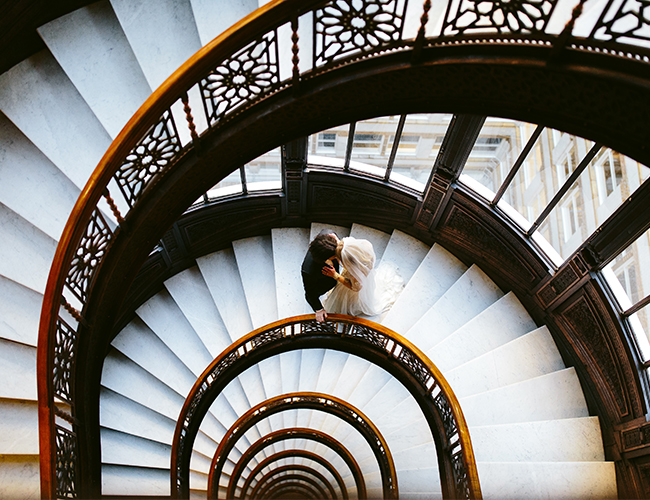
{"left": 323, "top": 237, "right": 404, "bottom": 317}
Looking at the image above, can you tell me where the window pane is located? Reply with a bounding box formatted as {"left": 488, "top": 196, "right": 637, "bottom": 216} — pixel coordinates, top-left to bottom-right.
{"left": 245, "top": 147, "right": 282, "bottom": 192}
{"left": 629, "top": 303, "right": 650, "bottom": 361}
{"left": 308, "top": 124, "right": 349, "bottom": 165}
{"left": 348, "top": 117, "right": 401, "bottom": 176}
{"left": 462, "top": 118, "right": 538, "bottom": 196}
{"left": 206, "top": 169, "right": 242, "bottom": 199}
{"left": 537, "top": 149, "right": 650, "bottom": 260}
{"left": 389, "top": 113, "right": 453, "bottom": 191}
{"left": 605, "top": 226, "right": 650, "bottom": 309}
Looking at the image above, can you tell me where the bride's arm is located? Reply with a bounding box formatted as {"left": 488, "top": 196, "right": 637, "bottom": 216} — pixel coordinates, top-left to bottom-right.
{"left": 322, "top": 264, "right": 360, "bottom": 291}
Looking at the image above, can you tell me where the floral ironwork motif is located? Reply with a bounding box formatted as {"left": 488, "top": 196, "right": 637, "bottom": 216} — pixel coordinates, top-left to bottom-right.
{"left": 434, "top": 391, "right": 458, "bottom": 437}
{"left": 350, "top": 323, "right": 388, "bottom": 348}
{"left": 442, "top": 0, "right": 558, "bottom": 36}
{"left": 452, "top": 450, "right": 471, "bottom": 498}
{"left": 115, "top": 110, "right": 182, "bottom": 207}
{"left": 590, "top": 0, "right": 650, "bottom": 47}
{"left": 200, "top": 31, "right": 280, "bottom": 126}
{"left": 314, "top": 0, "right": 408, "bottom": 66}
{"left": 397, "top": 347, "right": 430, "bottom": 387}
{"left": 53, "top": 318, "right": 77, "bottom": 404}
{"left": 65, "top": 209, "right": 112, "bottom": 303}
{"left": 55, "top": 426, "right": 78, "bottom": 498}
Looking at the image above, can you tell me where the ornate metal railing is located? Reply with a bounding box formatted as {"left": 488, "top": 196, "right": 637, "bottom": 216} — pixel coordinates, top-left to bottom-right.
{"left": 37, "top": 0, "right": 650, "bottom": 497}
{"left": 206, "top": 393, "right": 394, "bottom": 499}
{"left": 171, "top": 315, "right": 481, "bottom": 499}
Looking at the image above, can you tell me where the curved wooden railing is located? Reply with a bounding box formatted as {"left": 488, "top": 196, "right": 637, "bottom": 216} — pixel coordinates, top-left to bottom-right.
{"left": 171, "top": 314, "right": 481, "bottom": 499}
{"left": 36, "top": 0, "right": 650, "bottom": 497}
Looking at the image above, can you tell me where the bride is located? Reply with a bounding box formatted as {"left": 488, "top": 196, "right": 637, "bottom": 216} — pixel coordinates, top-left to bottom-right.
{"left": 321, "top": 236, "right": 404, "bottom": 317}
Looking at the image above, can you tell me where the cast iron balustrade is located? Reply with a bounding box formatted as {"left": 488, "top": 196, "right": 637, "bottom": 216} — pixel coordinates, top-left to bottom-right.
{"left": 36, "top": 0, "right": 650, "bottom": 497}
{"left": 171, "top": 315, "right": 481, "bottom": 500}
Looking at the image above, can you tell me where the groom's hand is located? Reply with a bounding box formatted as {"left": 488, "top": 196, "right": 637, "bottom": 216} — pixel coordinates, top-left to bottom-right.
{"left": 315, "top": 309, "right": 328, "bottom": 323}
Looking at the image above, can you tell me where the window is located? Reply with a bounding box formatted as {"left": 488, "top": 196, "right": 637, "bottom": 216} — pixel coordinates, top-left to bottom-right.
{"left": 596, "top": 151, "right": 623, "bottom": 203}
{"left": 560, "top": 190, "right": 580, "bottom": 242}
{"left": 388, "top": 134, "right": 419, "bottom": 155}
{"left": 556, "top": 146, "right": 578, "bottom": 184}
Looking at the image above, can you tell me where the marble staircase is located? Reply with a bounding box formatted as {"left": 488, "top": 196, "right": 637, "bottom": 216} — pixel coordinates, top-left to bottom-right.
{"left": 100, "top": 222, "right": 617, "bottom": 499}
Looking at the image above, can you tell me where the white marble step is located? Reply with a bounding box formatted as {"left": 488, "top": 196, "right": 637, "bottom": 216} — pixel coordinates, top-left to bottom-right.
{"left": 0, "top": 114, "right": 80, "bottom": 241}
{"left": 102, "top": 463, "right": 169, "bottom": 496}
{"left": 0, "top": 204, "right": 57, "bottom": 294}
{"left": 0, "top": 276, "right": 42, "bottom": 347}
{"left": 310, "top": 222, "right": 350, "bottom": 240}
{"left": 460, "top": 368, "right": 589, "bottom": 427}
{"left": 136, "top": 289, "right": 214, "bottom": 377}
{"left": 272, "top": 227, "right": 311, "bottom": 318}
{"left": 0, "top": 52, "right": 111, "bottom": 189}
{"left": 233, "top": 235, "right": 278, "bottom": 329}
{"left": 110, "top": 0, "right": 201, "bottom": 89}
{"left": 0, "top": 456, "right": 40, "bottom": 500}
{"left": 428, "top": 292, "right": 537, "bottom": 373}
{"left": 197, "top": 247, "right": 253, "bottom": 341}
{"left": 407, "top": 264, "right": 503, "bottom": 353}
{"left": 445, "top": 326, "right": 565, "bottom": 398}
{"left": 349, "top": 223, "right": 391, "bottom": 261}
{"left": 102, "top": 427, "right": 170, "bottom": 468}
{"left": 471, "top": 417, "right": 605, "bottom": 463}
{"left": 102, "top": 348, "right": 185, "bottom": 421}
{"left": 477, "top": 461, "right": 617, "bottom": 500}
{"left": 379, "top": 230, "right": 429, "bottom": 285}
{"left": 164, "top": 266, "right": 233, "bottom": 358}
{"left": 189, "top": 0, "right": 259, "bottom": 46}
{"left": 111, "top": 317, "right": 198, "bottom": 396}
{"left": 382, "top": 243, "right": 467, "bottom": 333}
{"left": 0, "top": 339, "right": 36, "bottom": 401}
{"left": 100, "top": 387, "right": 176, "bottom": 445}
{"left": 38, "top": 1, "right": 152, "bottom": 138}
{"left": 0, "top": 399, "right": 39, "bottom": 455}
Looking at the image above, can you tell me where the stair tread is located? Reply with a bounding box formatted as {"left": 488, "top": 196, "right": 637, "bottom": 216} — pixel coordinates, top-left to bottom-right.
{"left": 189, "top": 0, "right": 259, "bottom": 46}
{"left": 383, "top": 243, "right": 467, "bottom": 333}
{"left": 445, "top": 326, "right": 565, "bottom": 398}
{"left": 310, "top": 222, "right": 350, "bottom": 241}
{"left": 428, "top": 292, "right": 537, "bottom": 372}
{"left": 407, "top": 264, "right": 503, "bottom": 352}
{"left": 110, "top": 0, "right": 201, "bottom": 89}
{"left": 0, "top": 339, "right": 36, "bottom": 401}
{"left": 38, "top": 1, "right": 152, "bottom": 138}
{"left": 0, "top": 51, "right": 112, "bottom": 188}
{"left": 0, "top": 114, "right": 80, "bottom": 241}
{"left": 378, "top": 229, "right": 429, "bottom": 284}
{"left": 272, "top": 227, "right": 311, "bottom": 318}
{"left": 460, "top": 368, "right": 589, "bottom": 426}
{"left": 0, "top": 276, "right": 42, "bottom": 347}
{"left": 0, "top": 204, "right": 57, "bottom": 294}
{"left": 233, "top": 234, "right": 278, "bottom": 328}
{"left": 349, "top": 223, "right": 391, "bottom": 261}
{"left": 0, "top": 399, "right": 38, "bottom": 455}
{"left": 471, "top": 417, "right": 605, "bottom": 462}
{"left": 0, "top": 455, "right": 40, "bottom": 500}
{"left": 102, "top": 463, "right": 169, "bottom": 496}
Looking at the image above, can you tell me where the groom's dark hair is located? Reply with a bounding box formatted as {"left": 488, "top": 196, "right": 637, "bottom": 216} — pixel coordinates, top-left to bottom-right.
{"left": 309, "top": 233, "right": 337, "bottom": 262}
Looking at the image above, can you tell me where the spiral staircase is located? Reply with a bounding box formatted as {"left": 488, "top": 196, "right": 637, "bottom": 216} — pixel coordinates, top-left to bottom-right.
{"left": 0, "top": 0, "right": 647, "bottom": 499}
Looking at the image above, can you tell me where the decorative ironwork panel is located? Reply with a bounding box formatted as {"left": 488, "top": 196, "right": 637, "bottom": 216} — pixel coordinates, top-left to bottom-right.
{"left": 451, "top": 450, "right": 471, "bottom": 499}
{"left": 115, "top": 110, "right": 182, "bottom": 207}
{"left": 53, "top": 318, "right": 77, "bottom": 404}
{"left": 301, "top": 319, "right": 337, "bottom": 335}
{"left": 590, "top": 0, "right": 650, "bottom": 47}
{"left": 434, "top": 392, "right": 458, "bottom": 438}
{"left": 314, "top": 0, "right": 408, "bottom": 66}
{"left": 441, "top": 0, "right": 558, "bottom": 36}
{"left": 55, "top": 426, "right": 78, "bottom": 499}
{"left": 65, "top": 208, "right": 113, "bottom": 303}
{"left": 350, "top": 324, "right": 388, "bottom": 349}
{"left": 397, "top": 347, "right": 430, "bottom": 388}
{"left": 251, "top": 326, "right": 286, "bottom": 349}
{"left": 200, "top": 31, "right": 280, "bottom": 126}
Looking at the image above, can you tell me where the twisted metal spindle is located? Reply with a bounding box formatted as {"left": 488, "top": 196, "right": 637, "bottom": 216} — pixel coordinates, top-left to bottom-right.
{"left": 102, "top": 188, "right": 124, "bottom": 225}
{"left": 412, "top": 0, "right": 432, "bottom": 62}
{"left": 291, "top": 16, "right": 301, "bottom": 92}
{"left": 181, "top": 93, "right": 199, "bottom": 142}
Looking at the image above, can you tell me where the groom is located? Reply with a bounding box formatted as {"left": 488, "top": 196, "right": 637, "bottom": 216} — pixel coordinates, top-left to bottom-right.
{"left": 301, "top": 229, "right": 339, "bottom": 322}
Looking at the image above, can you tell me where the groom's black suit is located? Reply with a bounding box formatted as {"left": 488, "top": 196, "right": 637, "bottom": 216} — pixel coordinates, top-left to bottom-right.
{"left": 301, "top": 230, "right": 339, "bottom": 312}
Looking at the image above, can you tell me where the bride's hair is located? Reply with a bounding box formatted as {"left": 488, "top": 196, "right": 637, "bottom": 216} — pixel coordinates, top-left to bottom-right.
{"left": 309, "top": 233, "right": 338, "bottom": 262}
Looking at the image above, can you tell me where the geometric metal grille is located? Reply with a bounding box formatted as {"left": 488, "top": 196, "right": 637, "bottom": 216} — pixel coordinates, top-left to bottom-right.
{"left": 200, "top": 31, "right": 280, "bottom": 126}
{"left": 115, "top": 110, "right": 182, "bottom": 208}
{"left": 55, "top": 426, "right": 78, "bottom": 499}
{"left": 441, "top": 0, "right": 559, "bottom": 36}
{"left": 65, "top": 208, "right": 113, "bottom": 304}
{"left": 590, "top": 0, "right": 650, "bottom": 47}
{"left": 53, "top": 318, "right": 77, "bottom": 404}
{"left": 314, "top": 0, "right": 408, "bottom": 66}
